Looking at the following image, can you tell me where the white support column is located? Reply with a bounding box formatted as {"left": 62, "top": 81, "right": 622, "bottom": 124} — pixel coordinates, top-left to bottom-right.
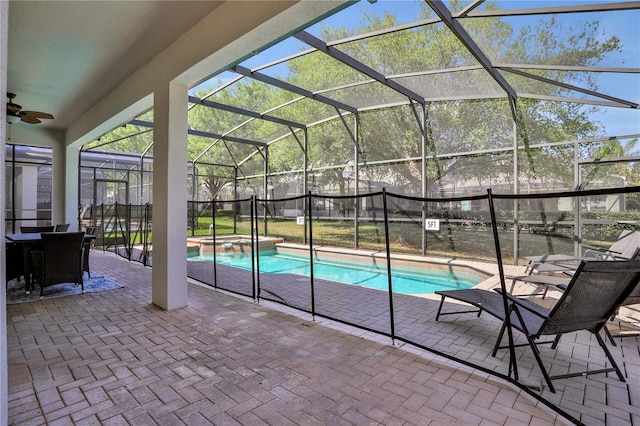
{"left": 152, "top": 81, "right": 188, "bottom": 310}
{"left": 64, "top": 147, "right": 80, "bottom": 230}
{"left": 0, "top": 1, "right": 9, "bottom": 423}
{"left": 15, "top": 165, "right": 38, "bottom": 227}
{"left": 49, "top": 141, "right": 69, "bottom": 228}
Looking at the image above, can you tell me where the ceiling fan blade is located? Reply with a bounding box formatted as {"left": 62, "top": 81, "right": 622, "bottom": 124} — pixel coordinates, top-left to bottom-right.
{"left": 21, "top": 115, "right": 41, "bottom": 124}
{"left": 22, "top": 111, "right": 54, "bottom": 119}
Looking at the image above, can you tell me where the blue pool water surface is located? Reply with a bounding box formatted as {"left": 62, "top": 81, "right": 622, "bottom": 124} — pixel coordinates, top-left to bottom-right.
{"left": 190, "top": 251, "right": 481, "bottom": 294}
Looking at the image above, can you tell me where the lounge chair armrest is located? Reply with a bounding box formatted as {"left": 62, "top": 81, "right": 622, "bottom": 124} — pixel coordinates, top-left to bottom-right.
{"left": 582, "top": 245, "right": 624, "bottom": 259}
{"left": 495, "top": 289, "right": 550, "bottom": 319}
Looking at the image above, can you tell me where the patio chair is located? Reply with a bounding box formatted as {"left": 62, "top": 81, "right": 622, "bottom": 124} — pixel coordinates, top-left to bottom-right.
{"left": 55, "top": 223, "right": 70, "bottom": 232}
{"left": 83, "top": 226, "right": 98, "bottom": 278}
{"left": 20, "top": 225, "right": 54, "bottom": 233}
{"left": 557, "top": 269, "right": 640, "bottom": 344}
{"left": 30, "top": 232, "right": 85, "bottom": 297}
{"left": 525, "top": 230, "right": 640, "bottom": 267}
{"left": 511, "top": 230, "right": 640, "bottom": 298}
{"left": 436, "top": 259, "right": 640, "bottom": 393}
{"left": 508, "top": 249, "right": 640, "bottom": 346}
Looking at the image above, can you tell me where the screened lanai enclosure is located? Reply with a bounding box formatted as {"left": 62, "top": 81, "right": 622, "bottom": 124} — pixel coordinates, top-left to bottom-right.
{"left": 79, "top": 0, "right": 640, "bottom": 259}
{"left": 73, "top": 2, "right": 640, "bottom": 424}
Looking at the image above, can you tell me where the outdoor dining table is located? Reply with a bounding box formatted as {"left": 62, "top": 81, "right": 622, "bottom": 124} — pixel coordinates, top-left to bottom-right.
{"left": 5, "top": 232, "right": 96, "bottom": 293}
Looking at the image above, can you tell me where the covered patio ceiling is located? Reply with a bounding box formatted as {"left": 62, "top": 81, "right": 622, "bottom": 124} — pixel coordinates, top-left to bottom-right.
{"left": 5, "top": 1, "right": 346, "bottom": 146}
{"left": 6, "top": 1, "right": 224, "bottom": 130}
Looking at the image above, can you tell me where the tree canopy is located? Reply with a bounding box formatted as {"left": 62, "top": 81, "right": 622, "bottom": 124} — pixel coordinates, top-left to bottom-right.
{"left": 85, "top": 1, "right": 636, "bottom": 200}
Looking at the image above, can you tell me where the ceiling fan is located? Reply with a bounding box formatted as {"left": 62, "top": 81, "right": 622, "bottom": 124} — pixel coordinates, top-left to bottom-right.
{"left": 6, "top": 92, "right": 54, "bottom": 124}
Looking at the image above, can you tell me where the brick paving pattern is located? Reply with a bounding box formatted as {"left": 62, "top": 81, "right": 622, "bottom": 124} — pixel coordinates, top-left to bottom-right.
{"left": 5, "top": 251, "right": 577, "bottom": 425}
{"left": 188, "top": 255, "right": 640, "bottom": 425}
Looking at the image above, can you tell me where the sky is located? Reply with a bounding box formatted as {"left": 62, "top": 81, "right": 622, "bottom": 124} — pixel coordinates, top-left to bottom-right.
{"left": 190, "top": 0, "right": 639, "bottom": 139}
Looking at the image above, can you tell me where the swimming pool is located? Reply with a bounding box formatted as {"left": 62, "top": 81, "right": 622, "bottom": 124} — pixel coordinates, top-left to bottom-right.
{"left": 190, "top": 251, "right": 481, "bottom": 295}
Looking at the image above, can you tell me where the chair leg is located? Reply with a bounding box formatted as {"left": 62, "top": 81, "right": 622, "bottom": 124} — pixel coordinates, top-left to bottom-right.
{"left": 435, "top": 296, "right": 445, "bottom": 321}
{"left": 435, "top": 295, "right": 483, "bottom": 321}
{"left": 595, "top": 332, "right": 625, "bottom": 382}
{"left": 492, "top": 320, "right": 508, "bottom": 357}
{"left": 526, "top": 334, "right": 556, "bottom": 393}
{"left": 603, "top": 325, "right": 617, "bottom": 346}
{"left": 507, "top": 306, "right": 555, "bottom": 393}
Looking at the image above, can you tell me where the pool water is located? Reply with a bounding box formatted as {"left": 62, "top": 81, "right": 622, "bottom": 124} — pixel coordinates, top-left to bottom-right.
{"left": 190, "top": 251, "right": 481, "bottom": 295}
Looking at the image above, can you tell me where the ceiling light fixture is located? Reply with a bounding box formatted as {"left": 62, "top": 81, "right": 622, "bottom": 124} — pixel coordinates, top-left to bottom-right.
{"left": 6, "top": 114, "right": 20, "bottom": 124}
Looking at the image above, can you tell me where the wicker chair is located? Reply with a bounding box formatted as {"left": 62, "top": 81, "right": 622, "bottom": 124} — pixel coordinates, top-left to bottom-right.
{"left": 83, "top": 226, "right": 98, "bottom": 278}
{"left": 30, "top": 232, "right": 85, "bottom": 297}
{"left": 17, "top": 226, "right": 54, "bottom": 290}
{"left": 436, "top": 260, "right": 640, "bottom": 393}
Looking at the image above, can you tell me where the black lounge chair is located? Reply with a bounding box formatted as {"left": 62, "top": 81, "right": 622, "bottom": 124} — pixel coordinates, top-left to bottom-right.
{"left": 30, "top": 232, "right": 85, "bottom": 297}
{"left": 508, "top": 234, "right": 640, "bottom": 300}
{"left": 436, "top": 260, "right": 640, "bottom": 393}
{"left": 524, "top": 230, "right": 640, "bottom": 270}
{"left": 553, "top": 270, "right": 640, "bottom": 344}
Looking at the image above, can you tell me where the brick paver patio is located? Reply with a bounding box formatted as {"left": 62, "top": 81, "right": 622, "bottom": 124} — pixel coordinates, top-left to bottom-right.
{"left": 7, "top": 249, "right": 638, "bottom": 424}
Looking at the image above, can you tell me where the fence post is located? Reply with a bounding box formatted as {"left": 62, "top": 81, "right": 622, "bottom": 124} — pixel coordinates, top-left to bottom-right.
{"left": 212, "top": 200, "right": 217, "bottom": 288}
{"left": 354, "top": 194, "right": 359, "bottom": 249}
{"left": 190, "top": 201, "right": 195, "bottom": 237}
{"left": 99, "top": 203, "right": 104, "bottom": 252}
{"left": 307, "top": 191, "right": 315, "bottom": 320}
{"left": 126, "top": 203, "right": 132, "bottom": 258}
{"left": 487, "top": 189, "right": 518, "bottom": 381}
{"left": 143, "top": 203, "right": 150, "bottom": 266}
{"left": 383, "top": 189, "right": 395, "bottom": 343}
{"left": 233, "top": 195, "right": 238, "bottom": 234}
{"left": 254, "top": 197, "right": 260, "bottom": 302}
{"left": 422, "top": 200, "right": 427, "bottom": 256}
{"left": 303, "top": 194, "right": 307, "bottom": 245}
{"left": 250, "top": 196, "right": 257, "bottom": 301}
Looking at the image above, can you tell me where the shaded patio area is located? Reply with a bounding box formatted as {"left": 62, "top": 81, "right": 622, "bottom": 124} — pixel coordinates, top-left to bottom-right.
{"left": 6, "top": 250, "right": 571, "bottom": 425}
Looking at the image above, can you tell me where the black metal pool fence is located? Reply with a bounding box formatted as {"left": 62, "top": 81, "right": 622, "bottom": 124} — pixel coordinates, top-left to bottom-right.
{"left": 89, "top": 185, "right": 640, "bottom": 425}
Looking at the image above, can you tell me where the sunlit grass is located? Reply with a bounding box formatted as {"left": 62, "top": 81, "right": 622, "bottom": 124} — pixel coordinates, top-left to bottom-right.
{"left": 187, "top": 216, "right": 575, "bottom": 263}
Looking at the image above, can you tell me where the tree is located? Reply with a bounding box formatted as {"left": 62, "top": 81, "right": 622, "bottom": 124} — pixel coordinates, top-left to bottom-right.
{"left": 580, "top": 138, "right": 639, "bottom": 189}
{"left": 92, "top": 1, "right": 628, "bottom": 201}
{"left": 273, "top": 1, "right": 621, "bottom": 195}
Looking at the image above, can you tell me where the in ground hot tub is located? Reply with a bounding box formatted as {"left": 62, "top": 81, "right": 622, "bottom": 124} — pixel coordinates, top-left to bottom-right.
{"left": 186, "top": 235, "right": 284, "bottom": 255}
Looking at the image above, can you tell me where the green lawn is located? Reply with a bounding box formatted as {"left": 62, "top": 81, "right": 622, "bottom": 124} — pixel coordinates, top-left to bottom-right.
{"left": 102, "top": 214, "right": 611, "bottom": 264}
{"left": 189, "top": 216, "right": 580, "bottom": 263}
